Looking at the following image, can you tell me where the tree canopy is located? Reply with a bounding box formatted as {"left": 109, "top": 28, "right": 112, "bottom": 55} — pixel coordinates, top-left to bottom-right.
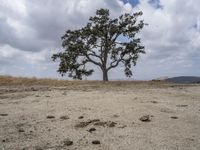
{"left": 52, "top": 8, "right": 146, "bottom": 81}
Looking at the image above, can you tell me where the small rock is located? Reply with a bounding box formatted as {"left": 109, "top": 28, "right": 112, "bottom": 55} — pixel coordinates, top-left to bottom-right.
{"left": 151, "top": 101, "right": 158, "bottom": 104}
{"left": 139, "top": 115, "right": 151, "bottom": 122}
{"left": 88, "top": 128, "right": 96, "bottom": 133}
{"left": 92, "top": 140, "right": 100, "bottom": 144}
{"left": 2, "top": 138, "right": 9, "bottom": 143}
{"left": 78, "top": 116, "right": 84, "bottom": 119}
{"left": 45, "top": 95, "right": 50, "bottom": 97}
{"left": 31, "top": 87, "right": 38, "bottom": 91}
{"left": 46, "top": 115, "right": 55, "bottom": 119}
{"left": 107, "top": 121, "right": 117, "bottom": 127}
{"left": 63, "top": 139, "right": 73, "bottom": 146}
{"left": 171, "top": 116, "right": 178, "bottom": 119}
{"left": 18, "top": 128, "right": 25, "bottom": 132}
{"left": 0, "top": 113, "right": 8, "bottom": 116}
{"left": 60, "top": 115, "right": 69, "bottom": 120}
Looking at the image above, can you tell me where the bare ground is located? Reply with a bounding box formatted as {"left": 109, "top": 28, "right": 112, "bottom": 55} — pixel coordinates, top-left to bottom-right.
{"left": 0, "top": 80, "right": 200, "bottom": 150}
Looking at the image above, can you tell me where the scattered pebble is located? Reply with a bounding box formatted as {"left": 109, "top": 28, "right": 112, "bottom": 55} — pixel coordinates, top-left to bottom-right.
{"left": 46, "top": 115, "right": 55, "bottom": 119}
{"left": 18, "top": 128, "right": 25, "bottom": 132}
{"left": 88, "top": 128, "right": 96, "bottom": 133}
{"left": 151, "top": 101, "right": 158, "bottom": 104}
{"left": 31, "top": 87, "right": 38, "bottom": 91}
{"left": 2, "top": 139, "right": 9, "bottom": 143}
{"left": 63, "top": 139, "right": 73, "bottom": 146}
{"left": 60, "top": 115, "right": 69, "bottom": 120}
{"left": 92, "top": 140, "right": 100, "bottom": 144}
{"left": 171, "top": 116, "right": 178, "bottom": 119}
{"left": 78, "top": 116, "right": 84, "bottom": 119}
{"left": 107, "top": 121, "right": 117, "bottom": 127}
{"left": 139, "top": 115, "right": 151, "bottom": 122}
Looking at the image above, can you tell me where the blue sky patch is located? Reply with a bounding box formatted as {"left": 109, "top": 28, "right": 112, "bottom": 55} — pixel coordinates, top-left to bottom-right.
{"left": 148, "top": 0, "right": 163, "bottom": 9}
{"left": 122, "top": 0, "right": 139, "bottom": 6}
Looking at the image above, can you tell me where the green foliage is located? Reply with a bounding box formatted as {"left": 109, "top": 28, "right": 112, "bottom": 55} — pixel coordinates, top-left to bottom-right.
{"left": 52, "top": 8, "right": 146, "bottom": 80}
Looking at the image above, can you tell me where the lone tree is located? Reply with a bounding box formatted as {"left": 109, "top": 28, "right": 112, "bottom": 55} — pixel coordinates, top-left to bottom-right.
{"left": 52, "top": 8, "right": 146, "bottom": 81}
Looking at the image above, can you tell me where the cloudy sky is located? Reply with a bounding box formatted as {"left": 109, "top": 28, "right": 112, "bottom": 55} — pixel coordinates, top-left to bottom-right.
{"left": 0, "top": 0, "right": 200, "bottom": 80}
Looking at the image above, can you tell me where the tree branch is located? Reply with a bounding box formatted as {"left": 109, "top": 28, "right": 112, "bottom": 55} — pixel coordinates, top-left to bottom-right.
{"left": 107, "top": 58, "right": 123, "bottom": 70}
{"left": 85, "top": 55, "right": 101, "bottom": 67}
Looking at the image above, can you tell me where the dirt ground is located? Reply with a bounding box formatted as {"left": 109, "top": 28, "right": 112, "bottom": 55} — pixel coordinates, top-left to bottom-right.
{"left": 0, "top": 81, "right": 200, "bottom": 150}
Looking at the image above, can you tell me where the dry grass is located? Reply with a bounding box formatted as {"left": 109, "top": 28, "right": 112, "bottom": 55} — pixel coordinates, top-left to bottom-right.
{"left": 0, "top": 75, "right": 73, "bottom": 86}
{"left": 0, "top": 75, "right": 167, "bottom": 87}
{"left": 1, "top": 75, "right": 196, "bottom": 91}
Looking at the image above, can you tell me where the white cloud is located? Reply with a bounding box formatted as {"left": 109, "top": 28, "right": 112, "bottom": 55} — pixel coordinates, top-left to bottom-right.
{"left": 0, "top": 0, "right": 200, "bottom": 80}
{"left": 131, "top": 0, "right": 200, "bottom": 79}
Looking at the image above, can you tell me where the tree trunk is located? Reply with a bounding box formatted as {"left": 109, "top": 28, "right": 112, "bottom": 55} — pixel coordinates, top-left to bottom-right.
{"left": 102, "top": 69, "right": 108, "bottom": 81}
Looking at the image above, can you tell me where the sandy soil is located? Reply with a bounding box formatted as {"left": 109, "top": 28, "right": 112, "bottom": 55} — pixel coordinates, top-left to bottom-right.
{"left": 0, "top": 82, "right": 200, "bottom": 150}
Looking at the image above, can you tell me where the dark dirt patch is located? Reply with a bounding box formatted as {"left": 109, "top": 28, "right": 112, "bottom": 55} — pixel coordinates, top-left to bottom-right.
{"left": 112, "top": 114, "right": 119, "bottom": 118}
{"left": 151, "top": 100, "right": 158, "bottom": 104}
{"left": 176, "top": 104, "right": 188, "bottom": 107}
{"left": 75, "top": 119, "right": 101, "bottom": 128}
{"left": 75, "top": 121, "right": 92, "bottom": 128}
{"left": 0, "top": 113, "right": 8, "bottom": 116}
{"left": 75, "top": 119, "right": 117, "bottom": 128}
{"left": 160, "top": 108, "right": 174, "bottom": 113}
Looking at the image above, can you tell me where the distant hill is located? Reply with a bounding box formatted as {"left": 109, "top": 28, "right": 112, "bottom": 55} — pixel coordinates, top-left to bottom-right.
{"left": 166, "top": 76, "right": 200, "bottom": 84}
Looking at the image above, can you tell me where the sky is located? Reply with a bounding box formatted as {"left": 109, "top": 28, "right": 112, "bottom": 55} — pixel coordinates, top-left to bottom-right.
{"left": 0, "top": 0, "right": 200, "bottom": 80}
